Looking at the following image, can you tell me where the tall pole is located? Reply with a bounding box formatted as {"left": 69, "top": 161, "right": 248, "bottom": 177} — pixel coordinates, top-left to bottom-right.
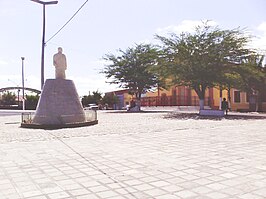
{"left": 41, "top": 4, "right": 45, "bottom": 89}
{"left": 17, "top": 89, "right": 20, "bottom": 107}
{"left": 30, "top": 0, "right": 58, "bottom": 89}
{"left": 21, "top": 57, "right": 25, "bottom": 110}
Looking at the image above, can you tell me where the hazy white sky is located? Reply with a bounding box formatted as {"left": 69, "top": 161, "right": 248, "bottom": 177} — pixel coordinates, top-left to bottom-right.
{"left": 0, "top": 0, "right": 266, "bottom": 96}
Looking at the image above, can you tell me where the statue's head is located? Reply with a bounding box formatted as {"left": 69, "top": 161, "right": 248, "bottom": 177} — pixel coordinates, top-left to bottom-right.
{"left": 58, "top": 47, "right": 63, "bottom": 53}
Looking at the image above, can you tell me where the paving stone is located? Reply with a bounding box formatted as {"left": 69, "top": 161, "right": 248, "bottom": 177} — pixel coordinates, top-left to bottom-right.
{"left": 206, "top": 192, "right": 228, "bottom": 199}
{"left": 206, "top": 182, "right": 228, "bottom": 191}
{"left": 25, "top": 196, "right": 49, "bottom": 199}
{"left": 191, "top": 186, "right": 212, "bottom": 194}
{"left": 47, "top": 191, "right": 70, "bottom": 199}
{"left": 67, "top": 188, "right": 91, "bottom": 196}
{"left": 143, "top": 188, "right": 167, "bottom": 197}
{"left": 175, "top": 190, "right": 198, "bottom": 198}
{"left": 238, "top": 193, "right": 264, "bottom": 199}
{"left": 253, "top": 188, "right": 266, "bottom": 197}
{"left": 0, "top": 110, "right": 266, "bottom": 198}
{"left": 150, "top": 180, "right": 171, "bottom": 187}
{"left": 156, "top": 194, "right": 181, "bottom": 199}
{"left": 88, "top": 185, "right": 110, "bottom": 193}
{"left": 76, "top": 194, "right": 99, "bottom": 199}
{"left": 132, "top": 183, "right": 154, "bottom": 191}
{"left": 96, "top": 190, "right": 119, "bottom": 198}
{"left": 22, "top": 190, "right": 43, "bottom": 198}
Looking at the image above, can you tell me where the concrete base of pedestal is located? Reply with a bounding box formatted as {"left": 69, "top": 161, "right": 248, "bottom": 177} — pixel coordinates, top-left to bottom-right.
{"left": 32, "top": 79, "right": 86, "bottom": 126}
{"left": 21, "top": 120, "right": 98, "bottom": 129}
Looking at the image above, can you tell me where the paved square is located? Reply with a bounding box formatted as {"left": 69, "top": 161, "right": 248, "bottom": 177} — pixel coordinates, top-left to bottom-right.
{"left": 0, "top": 109, "right": 266, "bottom": 199}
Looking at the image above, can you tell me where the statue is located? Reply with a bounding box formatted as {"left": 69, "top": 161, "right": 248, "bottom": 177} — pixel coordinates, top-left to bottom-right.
{"left": 53, "top": 47, "right": 67, "bottom": 79}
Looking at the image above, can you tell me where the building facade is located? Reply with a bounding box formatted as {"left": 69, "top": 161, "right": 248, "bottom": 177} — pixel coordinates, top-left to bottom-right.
{"left": 106, "top": 86, "right": 266, "bottom": 112}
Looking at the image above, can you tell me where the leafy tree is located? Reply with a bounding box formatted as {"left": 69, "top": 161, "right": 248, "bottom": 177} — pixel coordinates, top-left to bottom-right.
{"left": 102, "top": 43, "right": 163, "bottom": 110}
{"left": 1, "top": 91, "right": 16, "bottom": 105}
{"left": 233, "top": 54, "right": 266, "bottom": 111}
{"left": 156, "top": 23, "right": 252, "bottom": 110}
{"left": 92, "top": 90, "right": 102, "bottom": 104}
{"left": 25, "top": 94, "right": 40, "bottom": 110}
{"left": 81, "top": 95, "right": 94, "bottom": 106}
{"left": 81, "top": 90, "right": 102, "bottom": 107}
{"left": 101, "top": 94, "right": 120, "bottom": 109}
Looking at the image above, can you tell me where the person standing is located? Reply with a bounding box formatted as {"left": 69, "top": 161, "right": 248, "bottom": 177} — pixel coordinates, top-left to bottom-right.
{"left": 221, "top": 98, "right": 229, "bottom": 115}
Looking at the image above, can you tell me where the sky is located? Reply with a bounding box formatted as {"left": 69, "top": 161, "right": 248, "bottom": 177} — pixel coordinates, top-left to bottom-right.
{"left": 0, "top": 0, "right": 266, "bottom": 96}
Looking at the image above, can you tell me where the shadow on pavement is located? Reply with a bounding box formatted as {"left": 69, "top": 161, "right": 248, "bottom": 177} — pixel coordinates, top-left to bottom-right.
{"left": 105, "top": 110, "right": 172, "bottom": 114}
{"left": 165, "top": 112, "right": 266, "bottom": 120}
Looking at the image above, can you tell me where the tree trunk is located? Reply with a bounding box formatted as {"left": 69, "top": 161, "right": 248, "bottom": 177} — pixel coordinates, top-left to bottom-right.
{"left": 134, "top": 92, "right": 141, "bottom": 111}
{"left": 219, "top": 87, "right": 222, "bottom": 110}
{"left": 199, "top": 99, "right": 204, "bottom": 110}
{"left": 227, "top": 87, "right": 231, "bottom": 110}
{"left": 257, "top": 91, "right": 263, "bottom": 112}
{"left": 194, "top": 85, "right": 206, "bottom": 110}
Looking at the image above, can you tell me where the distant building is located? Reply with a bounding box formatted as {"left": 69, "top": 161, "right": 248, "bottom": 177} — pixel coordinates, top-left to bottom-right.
{"left": 104, "top": 89, "right": 132, "bottom": 110}
{"left": 142, "top": 86, "right": 266, "bottom": 112}
{"left": 106, "top": 86, "right": 266, "bottom": 112}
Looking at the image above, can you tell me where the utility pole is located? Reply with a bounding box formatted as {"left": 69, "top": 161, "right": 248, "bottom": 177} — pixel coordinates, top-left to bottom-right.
{"left": 30, "top": 0, "right": 58, "bottom": 89}
{"left": 21, "top": 57, "right": 25, "bottom": 110}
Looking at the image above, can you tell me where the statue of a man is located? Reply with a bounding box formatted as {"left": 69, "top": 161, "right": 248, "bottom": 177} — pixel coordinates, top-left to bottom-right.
{"left": 53, "top": 47, "right": 67, "bottom": 79}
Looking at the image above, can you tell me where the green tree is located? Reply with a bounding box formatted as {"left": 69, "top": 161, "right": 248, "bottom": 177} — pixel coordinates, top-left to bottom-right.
{"left": 1, "top": 91, "right": 16, "bottom": 105}
{"left": 102, "top": 43, "right": 162, "bottom": 110}
{"left": 25, "top": 94, "right": 40, "bottom": 110}
{"left": 156, "top": 23, "right": 252, "bottom": 110}
{"left": 81, "top": 90, "right": 102, "bottom": 107}
{"left": 233, "top": 54, "right": 266, "bottom": 111}
{"left": 92, "top": 90, "right": 102, "bottom": 104}
{"left": 102, "top": 94, "right": 120, "bottom": 109}
{"left": 81, "top": 95, "right": 94, "bottom": 106}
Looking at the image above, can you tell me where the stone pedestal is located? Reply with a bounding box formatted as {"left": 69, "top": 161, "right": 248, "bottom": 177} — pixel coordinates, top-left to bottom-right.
{"left": 32, "top": 79, "right": 86, "bottom": 125}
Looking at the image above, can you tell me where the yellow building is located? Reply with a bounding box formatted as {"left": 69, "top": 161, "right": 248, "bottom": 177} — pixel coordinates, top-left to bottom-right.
{"left": 104, "top": 89, "right": 133, "bottom": 109}
{"left": 141, "top": 86, "right": 266, "bottom": 112}
{"left": 229, "top": 88, "right": 266, "bottom": 112}
{"left": 105, "top": 86, "right": 266, "bottom": 111}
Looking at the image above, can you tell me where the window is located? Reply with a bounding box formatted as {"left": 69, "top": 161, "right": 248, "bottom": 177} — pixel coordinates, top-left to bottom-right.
{"left": 234, "top": 91, "right": 241, "bottom": 103}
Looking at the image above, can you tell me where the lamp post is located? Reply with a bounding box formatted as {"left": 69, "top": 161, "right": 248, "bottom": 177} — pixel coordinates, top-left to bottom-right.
{"left": 21, "top": 57, "right": 25, "bottom": 110}
{"left": 31, "top": 0, "right": 58, "bottom": 89}
{"left": 17, "top": 89, "right": 20, "bottom": 107}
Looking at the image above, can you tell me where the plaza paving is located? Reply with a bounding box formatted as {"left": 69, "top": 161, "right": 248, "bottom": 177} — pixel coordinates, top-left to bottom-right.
{"left": 0, "top": 109, "right": 266, "bottom": 199}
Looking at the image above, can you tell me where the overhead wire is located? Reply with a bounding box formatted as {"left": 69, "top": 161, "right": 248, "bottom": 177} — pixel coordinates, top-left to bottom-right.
{"left": 45, "top": 0, "right": 89, "bottom": 44}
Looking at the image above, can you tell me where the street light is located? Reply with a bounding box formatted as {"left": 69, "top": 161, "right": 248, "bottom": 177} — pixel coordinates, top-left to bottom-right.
{"left": 21, "top": 57, "right": 25, "bottom": 110}
{"left": 31, "top": 0, "right": 58, "bottom": 89}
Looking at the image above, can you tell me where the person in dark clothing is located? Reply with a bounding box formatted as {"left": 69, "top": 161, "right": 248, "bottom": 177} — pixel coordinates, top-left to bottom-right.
{"left": 129, "top": 100, "right": 136, "bottom": 110}
{"left": 221, "top": 98, "right": 229, "bottom": 115}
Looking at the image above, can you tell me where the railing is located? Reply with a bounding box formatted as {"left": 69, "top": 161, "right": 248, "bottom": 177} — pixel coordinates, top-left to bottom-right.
{"left": 141, "top": 96, "right": 211, "bottom": 107}
{"left": 21, "top": 112, "right": 34, "bottom": 124}
{"left": 84, "top": 109, "right": 97, "bottom": 122}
